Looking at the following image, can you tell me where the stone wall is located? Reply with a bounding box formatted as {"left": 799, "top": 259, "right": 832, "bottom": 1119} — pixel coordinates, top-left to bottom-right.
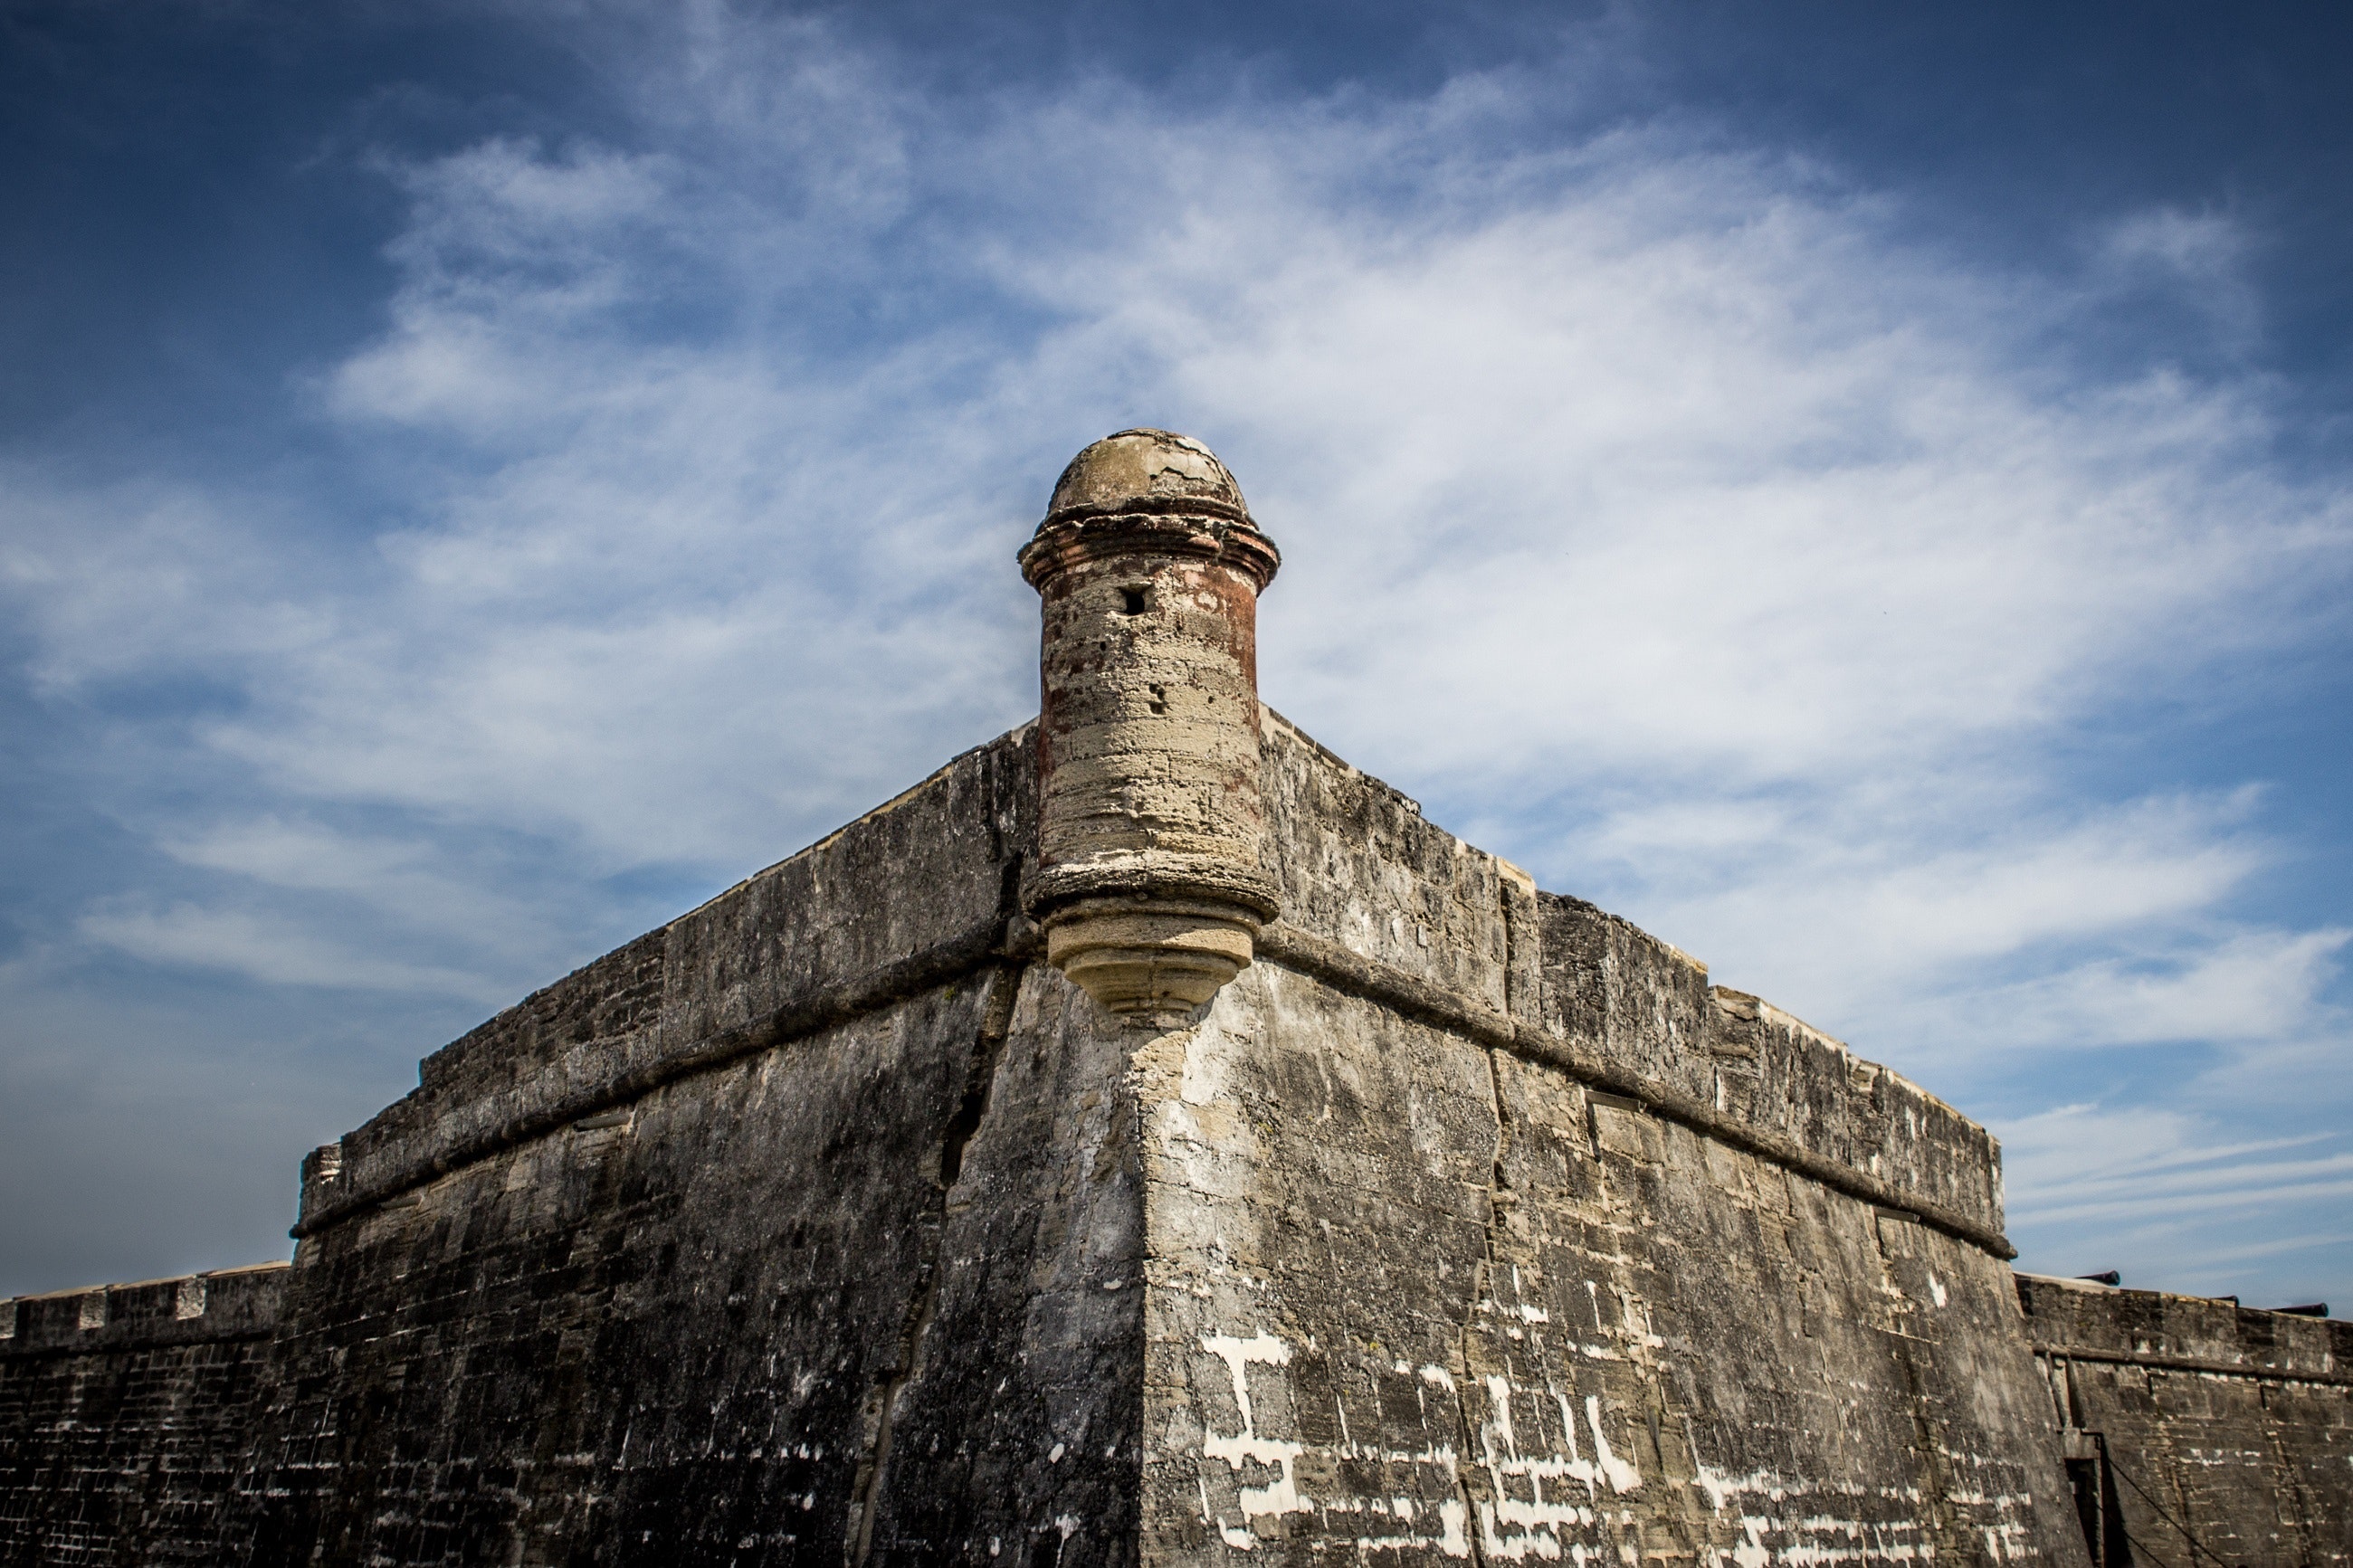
{"left": 224, "top": 726, "right": 1157, "bottom": 1567}
{"left": 1131, "top": 713, "right": 2084, "bottom": 1563}
{"left": 0, "top": 1263, "right": 286, "bottom": 1565}
{"left": 236, "top": 966, "right": 1146, "bottom": 1567}
{"left": 2021, "top": 1274, "right": 2352, "bottom": 1568}
{"left": 0, "top": 711, "right": 2185, "bottom": 1565}
{"left": 289, "top": 722, "right": 1037, "bottom": 1242}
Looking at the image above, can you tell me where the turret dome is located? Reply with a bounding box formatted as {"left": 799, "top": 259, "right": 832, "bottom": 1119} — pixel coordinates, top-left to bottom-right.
{"left": 1044, "top": 429, "right": 1251, "bottom": 524}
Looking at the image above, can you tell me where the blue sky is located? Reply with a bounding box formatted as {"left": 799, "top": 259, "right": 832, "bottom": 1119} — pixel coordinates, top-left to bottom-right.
{"left": 4, "top": 1, "right": 2349, "bottom": 1307}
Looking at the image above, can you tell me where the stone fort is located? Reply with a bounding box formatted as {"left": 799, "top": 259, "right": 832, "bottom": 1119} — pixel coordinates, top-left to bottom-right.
{"left": 2, "top": 432, "right": 2346, "bottom": 1566}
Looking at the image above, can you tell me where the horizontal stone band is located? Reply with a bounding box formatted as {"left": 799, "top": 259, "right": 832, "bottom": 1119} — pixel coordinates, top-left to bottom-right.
{"left": 1018, "top": 512, "right": 1280, "bottom": 590}
{"left": 1253, "top": 919, "right": 2019, "bottom": 1261}
{"left": 1024, "top": 854, "right": 1281, "bottom": 923}
{"left": 2029, "top": 1342, "right": 2352, "bottom": 1386}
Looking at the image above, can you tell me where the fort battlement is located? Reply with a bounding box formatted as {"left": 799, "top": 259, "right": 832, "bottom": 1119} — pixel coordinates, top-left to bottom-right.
{"left": 0, "top": 1263, "right": 286, "bottom": 1361}
{"left": 2018, "top": 1276, "right": 2350, "bottom": 1565}
{"left": 290, "top": 704, "right": 2005, "bottom": 1259}
{"left": 3, "top": 431, "right": 2342, "bottom": 1566}
{"left": 0, "top": 1264, "right": 285, "bottom": 1564}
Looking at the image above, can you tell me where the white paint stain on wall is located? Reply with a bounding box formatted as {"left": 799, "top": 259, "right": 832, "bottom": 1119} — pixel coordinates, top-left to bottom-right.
{"left": 1585, "top": 1396, "right": 1641, "bottom": 1495}
{"left": 1463, "top": 1373, "right": 1645, "bottom": 1561}
{"left": 1194, "top": 1330, "right": 1476, "bottom": 1557}
{"left": 1198, "top": 1331, "right": 1309, "bottom": 1550}
{"left": 1691, "top": 1462, "right": 1955, "bottom": 1567}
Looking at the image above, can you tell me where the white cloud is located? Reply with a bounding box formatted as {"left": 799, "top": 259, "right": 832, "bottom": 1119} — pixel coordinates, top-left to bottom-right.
{"left": 2000, "top": 1102, "right": 2353, "bottom": 1297}
{"left": 2100, "top": 206, "right": 2249, "bottom": 280}
{"left": 2, "top": 10, "right": 2348, "bottom": 1299}
{"left": 78, "top": 903, "right": 509, "bottom": 1003}
{"left": 1959, "top": 927, "right": 2351, "bottom": 1049}
{"left": 1625, "top": 790, "right": 2271, "bottom": 977}
{"left": 2091, "top": 205, "right": 2262, "bottom": 347}
{"left": 0, "top": 476, "right": 334, "bottom": 695}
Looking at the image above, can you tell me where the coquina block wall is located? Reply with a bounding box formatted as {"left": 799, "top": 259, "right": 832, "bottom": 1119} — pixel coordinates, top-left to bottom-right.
{"left": 2020, "top": 1274, "right": 2352, "bottom": 1568}
{"left": 1137, "top": 711, "right": 2085, "bottom": 1566}
{"left": 4, "top": 712, "right": 2086, "bottom": 1566}
{"left": 0, "top": 1263, "right": 286, "bottom": 1565}
{"left": 1, "top": 431, "right": 2342, "bottom": 1566}
{"left": 228, "top": 725, "right": 1143, "bottom": 1565}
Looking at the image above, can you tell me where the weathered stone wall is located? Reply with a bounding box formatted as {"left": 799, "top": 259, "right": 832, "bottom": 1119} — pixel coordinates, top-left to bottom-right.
{"left": 1129, "top": 712, "right": 2084, "bottom": 1563}
{"left": 1253, "top": 710, "right": 2008, "bottom": 1253}
{"left": 218, "top": 726, "right": 1157, "bottom": 1567}
{"left": 1538, "top": 901, "right": 2005, "bottom": 1239}
{"left": 291, "top": 725, "right": 1036, "bottom": 1242}
{"left": 0, "top": 1263, "right": 286, "bottom": 1566}
{"left": 2021, "top": 1274, "right": 2352, "bottom": 1568}
{"left": 7, "top": 709, "right": 2281, "bottom": 1567}
{"left": 236, "top": 966, "right": 1144, "bottom": 1567}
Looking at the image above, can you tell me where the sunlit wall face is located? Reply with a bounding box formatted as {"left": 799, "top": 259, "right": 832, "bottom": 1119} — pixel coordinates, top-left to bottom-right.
{"left": 2, "top": 0, "right": 2349, "bottom": 1309}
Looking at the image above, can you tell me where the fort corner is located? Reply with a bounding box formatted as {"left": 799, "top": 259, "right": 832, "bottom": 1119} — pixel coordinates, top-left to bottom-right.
{"left": 3, "top": 432, "right": 2346, "bottom": 1567}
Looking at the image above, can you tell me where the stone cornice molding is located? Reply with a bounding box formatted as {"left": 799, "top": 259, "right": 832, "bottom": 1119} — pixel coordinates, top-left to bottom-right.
{"left": 1017, "top": 509, "right": 1281, "bottom": 594}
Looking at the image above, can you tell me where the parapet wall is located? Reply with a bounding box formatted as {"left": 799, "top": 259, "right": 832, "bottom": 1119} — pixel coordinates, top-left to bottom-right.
{"left": 0, "top": 1263, "right": 287, "bottom": 1565}
{"left": 293, "top": 723, "right": 1035, "bottom": 1238}
{"left": 1256, "top": 708, "right": 2007, "bottom": 1251}
{"left": 2020, "top": 1274, "right": 2351, "bottom": 1568}
{"left": 298, "top": 708, "right": 1999, "bottom": 1263}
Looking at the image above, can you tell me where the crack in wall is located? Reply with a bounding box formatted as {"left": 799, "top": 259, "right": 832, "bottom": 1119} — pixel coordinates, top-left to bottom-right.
{"left": 1448, "top": 1043, "right": 1511, "bottom": 1568}
{"left": 1869, "top": 1213, "right": 1965, "bottom": 1560}
{"left": 846, "top": 961, "right": 1026, "bottom": 1566}
{"left": 2259, "top": 1388, "right": 2318, "bottom": 1568}
{"left": 1449, "top": 869, "right": 1524, "bottom": 1566}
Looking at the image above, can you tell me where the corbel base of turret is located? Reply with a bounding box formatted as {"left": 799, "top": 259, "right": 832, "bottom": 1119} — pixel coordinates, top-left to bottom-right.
{"left": 1039, "top": 897, "right": 1262, "bottom": 1023}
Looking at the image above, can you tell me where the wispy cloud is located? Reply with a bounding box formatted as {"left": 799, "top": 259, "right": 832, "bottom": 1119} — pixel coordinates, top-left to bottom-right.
{"left": 78, "top": 903, "right": 510, "bottom": 1003}
{"left": 1999, "top": 1103, "right": 2353, "bottom": 1297}
{"left": 2090, "top": 205, "right": 2262, "bottom": 349}
{"left": 1, "top": 7, "right": 2346, "bottom": 1300}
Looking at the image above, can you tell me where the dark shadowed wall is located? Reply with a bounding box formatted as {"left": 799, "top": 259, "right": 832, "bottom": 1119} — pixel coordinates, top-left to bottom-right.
{"left": 0, "top": 1264, "right": 286, "bottom": 1566}
{"left": 2023, "top": 1275, "right": 2352, "bottom": 1568}
{"left": 228, "top": 727, "right": 1148, "bottom": 1567}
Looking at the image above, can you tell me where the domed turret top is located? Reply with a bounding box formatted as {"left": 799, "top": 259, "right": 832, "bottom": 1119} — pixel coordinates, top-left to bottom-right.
{"left": 1045, "top": 429, "right": 1252, "bottom": 525}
